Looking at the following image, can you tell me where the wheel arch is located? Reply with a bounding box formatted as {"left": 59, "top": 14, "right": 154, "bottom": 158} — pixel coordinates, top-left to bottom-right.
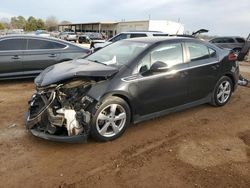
{"left": 224, "top": 73, "right": 235, "bottom": 91}
{"left": 100, "top": 91, "right": 134, "bottom": 123}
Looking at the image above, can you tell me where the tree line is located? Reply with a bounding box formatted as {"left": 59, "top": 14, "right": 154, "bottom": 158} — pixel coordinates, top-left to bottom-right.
{"left": 0, "top": 16, "right": 71, "bottom": 31}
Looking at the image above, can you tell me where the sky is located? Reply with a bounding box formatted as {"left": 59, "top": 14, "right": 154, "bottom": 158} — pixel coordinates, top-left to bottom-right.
{"left": 0, "top": 0, "right": 249, "bottom": 36}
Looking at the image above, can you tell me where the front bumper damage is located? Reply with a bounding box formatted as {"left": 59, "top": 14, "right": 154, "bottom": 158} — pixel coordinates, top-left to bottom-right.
{"left": 25, "top": 88, "right": 94, "bottom": 144}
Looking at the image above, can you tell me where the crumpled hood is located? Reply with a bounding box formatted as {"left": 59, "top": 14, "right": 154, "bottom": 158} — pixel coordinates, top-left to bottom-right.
{"left": 35, "top": 59, "right": 119, "bottom": 87}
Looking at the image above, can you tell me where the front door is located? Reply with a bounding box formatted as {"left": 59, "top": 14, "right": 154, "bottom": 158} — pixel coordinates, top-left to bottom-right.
{"left": 136, "top": 42, "right": 189, "bottom": 116}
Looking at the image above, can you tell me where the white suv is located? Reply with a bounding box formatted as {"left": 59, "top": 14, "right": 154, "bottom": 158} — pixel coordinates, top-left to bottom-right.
{"left": 59, "top": 32, "right": 77, "bottom": 42}
{"left": 92, "top": 31, "right": 168, "bottom": 50}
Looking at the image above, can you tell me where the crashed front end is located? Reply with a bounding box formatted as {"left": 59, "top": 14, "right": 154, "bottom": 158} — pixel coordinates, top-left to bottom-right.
{"left": 25, "top": 79, "right": 98, "bottom": 143}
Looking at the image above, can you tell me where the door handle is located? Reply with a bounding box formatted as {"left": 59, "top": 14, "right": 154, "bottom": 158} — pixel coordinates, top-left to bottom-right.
{"left": 211, "top": 64, "right": 220, "bottom": 70}
{"left": 48, "top": 54, "right": 57, "bottom": 58}
{"left": 11, "top": 55, "right": 21, "bottom": 60}
{"left": 180, "top": 71, "right": 188, "bottom": 78}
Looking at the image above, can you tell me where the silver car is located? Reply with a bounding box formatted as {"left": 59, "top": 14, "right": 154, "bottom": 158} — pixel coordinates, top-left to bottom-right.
{"left": 209, "top": 36, "right": 245, "bottom": 54}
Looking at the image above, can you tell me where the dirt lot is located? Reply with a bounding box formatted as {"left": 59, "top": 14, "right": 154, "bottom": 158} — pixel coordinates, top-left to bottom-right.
{"left": 0, "top": 65, "right": 250, "bottom": 188}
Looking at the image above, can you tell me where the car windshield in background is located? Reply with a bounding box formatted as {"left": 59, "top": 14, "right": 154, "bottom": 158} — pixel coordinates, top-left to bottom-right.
{"left": 86, "top": 40, "right": 149, "bottom": 66}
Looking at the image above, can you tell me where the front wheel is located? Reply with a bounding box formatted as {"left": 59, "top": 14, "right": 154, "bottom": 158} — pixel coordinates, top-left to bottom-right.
{"left": 211, "top": 76, "right": 233, "bottom": 107}
{"left": 90, "top": 96, "right": 131, "bottom": 142}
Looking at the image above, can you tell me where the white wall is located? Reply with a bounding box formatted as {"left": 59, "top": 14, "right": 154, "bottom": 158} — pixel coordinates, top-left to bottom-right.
{"left": 148, "top": 20, "right": 184, "bottom": 34}
{"left": 117, "top": 21, "right": 149, "bottom": 33}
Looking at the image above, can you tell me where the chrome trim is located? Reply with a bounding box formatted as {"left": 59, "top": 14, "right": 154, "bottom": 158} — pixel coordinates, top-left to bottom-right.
{"left": 122, "top": 61, "right": 219, "bottom": 83}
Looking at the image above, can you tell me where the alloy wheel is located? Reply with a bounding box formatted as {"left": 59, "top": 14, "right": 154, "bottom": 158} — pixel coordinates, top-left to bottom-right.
{"left": 216, "top": 80, "right": 231, "bottom": 104}
{"left": 96, "top": 104, "right": 127, "bottom": 138}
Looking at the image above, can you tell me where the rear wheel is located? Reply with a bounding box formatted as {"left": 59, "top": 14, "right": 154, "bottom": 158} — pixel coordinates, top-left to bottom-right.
{"left": 233, "top": 48, "right": 242, "bottom": 56}
{"left": 90, "top": 96, "right": 131, "bottom": 142}
{"left": 211, "top": 76, "right": 233, "bottom": 106}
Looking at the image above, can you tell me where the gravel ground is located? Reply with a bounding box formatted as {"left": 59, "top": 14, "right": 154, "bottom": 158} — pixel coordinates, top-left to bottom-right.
{"left": 0, "top": 64, "right": 250, "bottom": 188}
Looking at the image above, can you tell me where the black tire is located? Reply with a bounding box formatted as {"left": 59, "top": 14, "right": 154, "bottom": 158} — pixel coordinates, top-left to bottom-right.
{"left": 90, "top": 96, "right": 131, "bottom": 142}
{"left": 211, "top": 76, "right": 233, "bottom": 107}
{"left": 233, "top": 48, "right": 242, "bottom": 56}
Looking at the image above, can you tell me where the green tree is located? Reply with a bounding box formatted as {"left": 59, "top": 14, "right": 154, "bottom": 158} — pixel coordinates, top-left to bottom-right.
{"left": 36, "top": 19, "right": 46, "bottom": 30}
{"left": 17, "top": 16, "right": 26, "bottom": 29}
{"left": 10, "top": 16, "right": 26, "bottom": 29}
{"left": 25, "top": 16, "right": 37, "bottom": 31}
{"left": 0, "top": 23, "right": 5, "bottom": 30}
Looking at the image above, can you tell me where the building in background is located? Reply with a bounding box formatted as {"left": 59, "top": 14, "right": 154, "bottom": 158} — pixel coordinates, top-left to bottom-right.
{"left": 58, "top": 20, "right": 184, "bottom": 38}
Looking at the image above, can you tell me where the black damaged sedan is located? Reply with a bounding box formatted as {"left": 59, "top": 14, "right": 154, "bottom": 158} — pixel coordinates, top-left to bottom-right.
{"left": 25, "top": 37, "right": 239, "bottom": 143}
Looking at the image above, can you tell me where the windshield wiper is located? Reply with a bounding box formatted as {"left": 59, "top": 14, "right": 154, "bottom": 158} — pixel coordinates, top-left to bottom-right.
{"left": 88, "top": 59, "right": 106, "bottom": 65}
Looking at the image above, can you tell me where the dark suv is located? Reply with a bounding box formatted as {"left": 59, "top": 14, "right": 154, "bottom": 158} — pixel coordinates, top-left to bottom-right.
{"left": 25, "top": 37, "right": 239, "bottom": 143}
{"left": 209, "top": 37, "right": 245, "bottom": 54}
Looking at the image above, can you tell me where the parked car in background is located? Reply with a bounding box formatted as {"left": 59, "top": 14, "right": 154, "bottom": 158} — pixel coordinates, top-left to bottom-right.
{"left": 78, "top": 33, "right": 105, "bottom": 44}
{"left": 92, "top": 31, "right": 169, "bottom": 50}
{"left": 0, "top": 35, "right": 90, "bottom": 80}
{"left": 59, "top": 32, "right": 77, "bottom": 42}
{"left": 209, "top": 36, "right": 245, "bottom": 55}
{"left": 25, "top": 37, "right": 239, "bottom": 143}
{"left": 50, "top": 31, "right": 61, "bottom": 38}
{"left": 35, "top": 30, "right": 50, "bottom": 37}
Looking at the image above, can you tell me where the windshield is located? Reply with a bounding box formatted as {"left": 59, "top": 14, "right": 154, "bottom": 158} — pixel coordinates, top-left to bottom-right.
{"left": 86, "top": 40, "right": 149, "bottom": 66}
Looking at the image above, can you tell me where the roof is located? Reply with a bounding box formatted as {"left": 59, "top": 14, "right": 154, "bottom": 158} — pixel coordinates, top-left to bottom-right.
{"left": 0, "top": 34, "right": 84, "bottom": 48}
{"left": 124, "top": 36, "right": 198, "bottom": 43}
{"left": 121, "top": 31, "right": 163, "bottom": 33}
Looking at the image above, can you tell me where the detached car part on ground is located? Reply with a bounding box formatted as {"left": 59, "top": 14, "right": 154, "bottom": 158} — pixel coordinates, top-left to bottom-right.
{"left": 25, "top": 37, "right": 239, "bottom": 143}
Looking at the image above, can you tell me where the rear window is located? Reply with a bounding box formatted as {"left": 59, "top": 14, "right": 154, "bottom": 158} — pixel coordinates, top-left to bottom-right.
{"left": 0, "top": 38, "right": 27, "bottom": 51}
{"left": 187, "top": 43, "right": 210, "bottom": 61}
{"left": 236, "top": 38, "right": 245, "bottom": 43}
{"left": 28, "top": 39, "right": 66, "bottom": 50}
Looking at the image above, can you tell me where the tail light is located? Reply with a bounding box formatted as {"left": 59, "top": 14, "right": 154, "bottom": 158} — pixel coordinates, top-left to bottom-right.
{"left": 228, "top": 52, "right": 237, "bottom": 61}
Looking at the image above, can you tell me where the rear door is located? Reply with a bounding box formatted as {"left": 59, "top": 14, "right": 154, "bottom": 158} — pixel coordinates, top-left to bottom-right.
{"left": 22, "top": 38, "right": 65, "bottom": 74}
{"left": 0, "top": 38, "right": 27, "bottom": 78}
{"left": 185, "top": 42, "right": 220, "bottom": 102}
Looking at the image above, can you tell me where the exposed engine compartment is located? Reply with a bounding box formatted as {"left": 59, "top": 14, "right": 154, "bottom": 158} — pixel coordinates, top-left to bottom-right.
{"left": 26, "top": 78, "right": 103, "bottom": 139}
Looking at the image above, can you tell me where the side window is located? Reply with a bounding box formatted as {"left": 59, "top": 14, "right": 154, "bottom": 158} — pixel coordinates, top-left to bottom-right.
{"left": 138, "top": 43, "right": 183, "bottom": 74}
{"left": 109, "top": 34, "right": 128, "bottom": 42}
{"left": 28, "top": 39, "right": 66, "bottom": 50}
{"left": 130, "top": 34, "right": 147, "bottom": 38}
{"left": 187, "top": 43, "right": 210, "bottom": 61}
{"left": 209, "top": 48, "right": 216, "bottom": 58}
{"left": 0, "top": 39, "right": 27, "bottom": 51}
{"left": 211, "top": 38, "right": 222, "bottom": 43}
{"left": 225, "top": 38, "right": 235, "bottom": 43}
{"left": 153, "top": 34, "right": 169, "bottom": 37}
{"left": 236, "top": 38, "right": 245, "bottom": 43}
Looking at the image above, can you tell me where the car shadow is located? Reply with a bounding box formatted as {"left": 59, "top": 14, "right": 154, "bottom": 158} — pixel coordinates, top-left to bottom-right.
{"left": 0, "top": 78, "right": 35, "bottom": 86}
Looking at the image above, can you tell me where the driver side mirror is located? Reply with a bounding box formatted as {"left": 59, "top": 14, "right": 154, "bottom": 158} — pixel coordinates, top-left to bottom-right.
{"left": 150, "top": 61, "right": 169, "bottom": 72}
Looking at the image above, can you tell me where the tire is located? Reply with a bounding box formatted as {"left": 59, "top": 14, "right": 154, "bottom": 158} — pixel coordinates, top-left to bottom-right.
{"left": 211, "top": 76, "right": 233, "bottom": 107}
{"left": 90, "top": 96, "right": 131, "bottom": 142}
{"left": 233, "top": 48, "right": 242, "bottom": 56}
